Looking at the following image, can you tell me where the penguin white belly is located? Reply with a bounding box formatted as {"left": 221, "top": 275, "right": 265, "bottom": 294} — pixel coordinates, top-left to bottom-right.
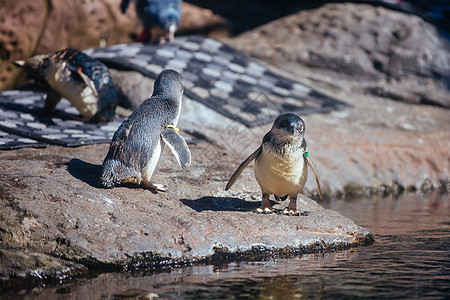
{"left": 45, "top": 63, "right": 98, "bottom": 118}
{"left": 142, "top": 138, "right": 163, "bottom": 182}
{"left": 254, "top": 150, "right": 307, "bottom": 197}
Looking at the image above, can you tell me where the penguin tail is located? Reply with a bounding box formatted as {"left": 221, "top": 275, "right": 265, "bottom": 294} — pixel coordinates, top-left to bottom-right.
{"left": 98, "top": 173, "right": 116, "bottom": 189}
{"left": 98, "top": 161, "right": 120, "bottom": 188}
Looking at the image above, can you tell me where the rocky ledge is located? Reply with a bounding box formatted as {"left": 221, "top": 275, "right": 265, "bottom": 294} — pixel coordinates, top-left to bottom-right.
{"left": 0, "top": 142, "right": 372, "bottom": 291}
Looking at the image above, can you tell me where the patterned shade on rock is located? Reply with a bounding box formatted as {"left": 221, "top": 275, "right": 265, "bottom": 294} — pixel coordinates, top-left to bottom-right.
{"left": 0, "top": 130, "right": 48, "bottom": 150}
{"left": 85, "top": 35, "right": 349, "bottom": 127}
{"left": 0, "top": 90, "right": 124, "bottom": 148}
{"left": 0, "top": 90, "right": 199, "bottom": 149}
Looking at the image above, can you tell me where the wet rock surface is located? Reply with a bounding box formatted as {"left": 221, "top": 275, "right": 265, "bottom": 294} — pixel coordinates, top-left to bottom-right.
{"left": 0, "top": 143, "right": 372, "bottom": 291}
{"left": 0, "top": 249, "right": 87, "bottom": 292}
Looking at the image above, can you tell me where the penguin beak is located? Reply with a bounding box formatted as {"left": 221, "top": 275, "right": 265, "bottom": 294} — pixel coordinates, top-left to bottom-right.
{"left": 287, "top": 125, "right": 297, "bottom": 135}
{"left": 286, "top": 120, "right": 301, "bottom": 135}
{"left": 168, "top": 24, "right": 176, "bottom": 41}
{"left": 13, "top": 60, "right": 26, "bottom": 67}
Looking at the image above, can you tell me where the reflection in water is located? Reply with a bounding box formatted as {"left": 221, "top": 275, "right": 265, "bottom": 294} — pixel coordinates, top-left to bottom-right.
{"left": 15, "top": 194, "right": 450, "bottom": 299}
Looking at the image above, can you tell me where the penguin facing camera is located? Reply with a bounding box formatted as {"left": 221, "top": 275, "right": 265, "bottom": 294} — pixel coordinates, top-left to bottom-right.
{"left": 100, "top": 69, "right": 191, "bottom": 191}
{"left": 14, "top": 48, "right": 118, "bottom": 123}
{"left": 226, "top": 113, "right": 324, "bottom": 215}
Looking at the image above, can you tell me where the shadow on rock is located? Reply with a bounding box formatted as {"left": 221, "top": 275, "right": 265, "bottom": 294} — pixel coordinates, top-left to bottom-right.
{"left": 181, "top": 196, "right": 261, "bottom": 212}
{"left": 67, "top": 159, "right": 102, "bottom": 188}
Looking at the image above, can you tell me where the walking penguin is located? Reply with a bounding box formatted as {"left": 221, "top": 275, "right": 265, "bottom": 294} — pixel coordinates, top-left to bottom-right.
{"left": 99, "top": 69, "right": 191, "bottom": 191}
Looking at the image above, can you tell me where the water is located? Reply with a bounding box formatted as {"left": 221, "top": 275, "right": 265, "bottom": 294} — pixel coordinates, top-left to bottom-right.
{"left": 10, "top": 193, "right": 450, "bottom": 299}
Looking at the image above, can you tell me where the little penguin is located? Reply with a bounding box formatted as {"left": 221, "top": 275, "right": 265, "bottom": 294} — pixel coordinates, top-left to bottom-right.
{"left": 14, "top": 48, "right": 118, "bottom": 123}
{"left": 225, "top": 113, "right": 324, "bottom": 215}
{"left": 99, "top": 69, "right": 191, "bottom": 191}
{"left": 121, "top": 0, "right": 182, "bottom": 42}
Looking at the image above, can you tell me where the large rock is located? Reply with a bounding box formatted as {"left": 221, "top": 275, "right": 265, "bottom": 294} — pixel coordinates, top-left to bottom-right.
{"left": 0, "top": 143, "right": 372, "bottom": 290}
{"left": 227, "top": 2, "right": 450, "bottom": 107}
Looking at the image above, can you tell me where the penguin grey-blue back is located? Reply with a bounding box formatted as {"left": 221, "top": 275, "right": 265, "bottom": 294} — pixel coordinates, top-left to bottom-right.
{"left": 100, "top": 69, "right": 191, "bottom": 191}
{"left": 121, "top": 0, "right": 182, "bottom": 42}
{"left": 226, "top": 113, "right": 323, "bottom": 215}
{"left": 14, "top": 48, "right": 118, "bottom": 123}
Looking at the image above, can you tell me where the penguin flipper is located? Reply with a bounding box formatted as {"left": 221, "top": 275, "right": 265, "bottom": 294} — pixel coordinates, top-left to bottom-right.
{"left": 43, "top": 89, "right": 62, "bottom": 115}
{"left": 76, "top": 67, "right": 98, "bottom": 96}
{"left": 304, "top": 156, "right": 324, "bottom": 201}
{"left": 161, "top": 128, "right": 191, "bottom": 169}
{"left": 225, "top": 146, "right": 262, "bottom": 191}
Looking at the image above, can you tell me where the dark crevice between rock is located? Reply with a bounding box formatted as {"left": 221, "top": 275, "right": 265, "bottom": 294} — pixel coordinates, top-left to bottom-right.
{"left": 330, "top": 179, "right": 450, "bottom": 200}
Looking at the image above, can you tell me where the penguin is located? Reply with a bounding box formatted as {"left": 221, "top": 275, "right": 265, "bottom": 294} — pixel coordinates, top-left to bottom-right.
{"left": 121, "top": 0, "right": 182, "bottom": 43}
{"left": 14, "top": 48, "right": 118, "bottom": 123}
{"left": 225, "top": 113, "right": 324, "bottom": 215}
{"left": 99, "top": 69, "right": 191, "bottom": 191}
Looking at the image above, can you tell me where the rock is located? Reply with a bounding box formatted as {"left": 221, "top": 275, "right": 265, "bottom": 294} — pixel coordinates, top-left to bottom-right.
{"left": 108, "top": 69, "right": 155, "bottom": 110}
{"left": 178, "top": 2, "right": 228, "bottom": 38}
{"left": 0, "top": 143, "right": 372, "bottom": 290}
{"left": 227, "top": 2, "right": 450, "bottom": 108}
{"left": 0, "top": 249, "right": 87, "bottom": 292}
{"left": 0, "top": 1, "right": 46, "bottom": 91}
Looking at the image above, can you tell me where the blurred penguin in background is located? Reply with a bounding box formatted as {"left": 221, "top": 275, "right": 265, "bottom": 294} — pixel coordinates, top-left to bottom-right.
{"left": 14, "top": 48, "right": 118, "bottom": 123}
{"left": 121, "top": 0, "right": 182, "bottom": 43}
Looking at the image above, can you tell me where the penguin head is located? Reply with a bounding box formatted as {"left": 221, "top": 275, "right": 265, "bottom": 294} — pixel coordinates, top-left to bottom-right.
{"left": 152, "top": 69, "right": 183, "bottom": 103}
{"left": 272, "top": 113, "right": 305, "bottom": 137}
{"left": 14, "top": 54, "right": 50, "bottom": 81}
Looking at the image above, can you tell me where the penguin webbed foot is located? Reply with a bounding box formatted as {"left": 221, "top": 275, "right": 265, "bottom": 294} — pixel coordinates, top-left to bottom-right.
{"left": 256, "top": 193, "right": 277, "bottom": 214}
{"left": 282, "top": 208, "right": 300, "bottom": 216}
{"left": 143, "top": 181, "right": 167, "bottom": 193}
{"left": 282, "top": 208, "right": 308, "bottom": 216}
{"left": 256, "top": 207, "right": 276, "bottom": 214}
